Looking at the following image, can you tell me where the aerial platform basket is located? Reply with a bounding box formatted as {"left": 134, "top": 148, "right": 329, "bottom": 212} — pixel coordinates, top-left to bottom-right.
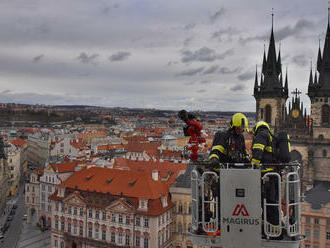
{"left": 190, "top": 162, "right": 304, "bottom": 248}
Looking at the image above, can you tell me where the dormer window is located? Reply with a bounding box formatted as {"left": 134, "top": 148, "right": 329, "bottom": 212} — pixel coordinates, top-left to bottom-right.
{"left": 138, "top": 199, "right": 148, "bottom": 210}
{"left": 161, "top": 196, "right": 168, "bottom": 208}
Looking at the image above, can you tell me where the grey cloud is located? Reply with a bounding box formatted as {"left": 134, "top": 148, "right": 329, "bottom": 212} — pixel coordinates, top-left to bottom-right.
{"left": 33, "top": 54, "right": 44, "bottom": 63}
{"left": 181, "top": 47, "right": 233, "bottom": 63}
{"left": 77, "top": 53, "right": 99, "bottom": 64}
{"left": 238, "top": 71, "right": 254, "bottom": 81}
{"left": 1, "top": 90, "right": 10, "bottom": 94}
{"left": 211, "top": 27, "right": 240, "bottom": 41}
{"left": 184, "top": 23, "right": 196, "bottom": 30}
{"left": 210, "top": 8, "right": 225, "bottom": 23}
{"left": 109, "top": 51, "right": 131, "bottom": 62}
{"left": 230, "top": 84, "right": 245, "bottom": 91}
{"left": 219, "top": 67, "right": 242, "bottom": 74}
{"left": 291, "top": 54, "right": 309, "bottom": 67}
{"left": 176, "top": 67, "right": 204, "bottom": 76}
{"left": 239, "top": 19, "right": 315, "bottom": 44}
{"left": 200, "top": 80, "right": 211, "bottom": 84}
{"left": 217, "top": 49, "right": 234, "bottom": 59}
{"left": 183, "top": 37, "right": 193, "bottom": 47}
{"left": 203, "top": 65, "right": 219, "bottom": 75}
{"left": 197, "top": 89, "right": 206, "bottom": 93}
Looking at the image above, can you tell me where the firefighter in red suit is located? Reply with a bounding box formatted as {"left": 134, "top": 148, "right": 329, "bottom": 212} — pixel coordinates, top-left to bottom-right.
{"left": 178, "top": 110, "right": 205, "bottom": 161}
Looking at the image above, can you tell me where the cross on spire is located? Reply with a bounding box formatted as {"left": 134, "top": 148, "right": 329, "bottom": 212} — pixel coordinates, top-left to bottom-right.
{"left": 271, "top": 8, "right": 274, "bottom": 27}
{"left": 291, "top": 88, "right": 302, "bottom": 99}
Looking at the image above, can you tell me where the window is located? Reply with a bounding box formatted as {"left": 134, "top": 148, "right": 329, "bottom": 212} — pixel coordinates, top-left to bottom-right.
{"left": 265, "top": 104, "right": 272, "bottom": 124}
{"left": 26, "top": 197, "right": 29, "bottom": 203}
{"left": 326, "top": 232, "right": 330, "bottom": 240}
{"left": 67, "top": 223, "right": 71, "bottom": 233}
{"left": 79, "top": 225, "right": 83, "bottom": 236}
{"left": 118, "top": 233, "right": 123, "bottom": 244}
{"left": 95, "top": 210, "right": 99, "bottom": 219}
{"left": 136, "top": 236, "right": 140, "bottom": 247}
{"left": 188, "top": 204, "right": 191, "bottom": 214}
{"left": 95, "top": 228, "right": 99, "bottom": 240}
{"left": 305, "top": 228, "right": 310, "bottom": 237}
{"left": 125, "top": 234, "right": 130, "bottom": 245}
{"left": 178, "top": 202, "right": 183, "bottom": 213}
{"left": 55, "top": 220, "right": 59, "bottom": 229}
{"left": 61, "top": 204, "right": 65, "bottom": 213}
{"left": 111, "top": 214, "right": 116, "bottom": 222}
{"left": 68, "top": 206, "right": 72, "bottom": 214}
{"left": 48, "top": 185, "right": 52, "bottom": 192}
{"left": 178, "top": 222, "right": 182, "bottom": 233}
{"left": 111, "top": 232, "right": 116, "bottom": 243}
{"left": 322, "top": 104, "right": 329, "bottom": 123}
{"left": 42, "top": 184, "right": 45, "bottom": 191}
{"left": 306, "top": 216, "right": 310, "bottom": 224}
{"left": 144, "top": 218, "right": 149, "bottom": 228}
{"left": 327, "top": 219, "right": 330, "bottom": 226}
{"left": 73, "top": 207, "right": 77, "bottom": 216}
{"left": 61, "top": 221, "right": 64, "bottom": 231}
{"left": 119, "top": 214, "right": 123, "bottom": 223}
{"left": 136, "top": 217, "right": 140, "bottom": 226}
{"left": 102, "top": 212, "right": 106, "bottom": 220}
{"left": 314, "top": 229, "right": 319, "bottom": 239}
{"left": 88, "top": 209, "right": 92, "bottom": 218}
{"left": 144, "top": 238, "right": 149, "bottom": 248}
{"left": 323, "top": 149, "right": 327, "bottom": 157}
{"left": 48, "top": 205, "right": 51, "bottom": 212}
{"left": 74, "top": 224, "right": 77, "bottom": 234}
{"left": 102, "top": 230, "right": 106, "bottom": 240}
{"left": 88, "top": 227, "right": 92, "bottom": 238}
{"left": 314, "top": 218, "right": 319, "bottom": 224}
{"left": 126, "top": 215, "right": 130, "bottom": 225}
{"left": 60, "top": 242, "right": 64, "bottom": 248}
{"left": 80, "top": 208, "right": 83, "bottom": 216}
{"left": 41, "top": 193, "right": 45, "bottom": 201}
{"left": 55, "top": 202, "right": 59, "bottom": 211}
{"left": 54, "top": 240, "right": 58, "bottom": 247}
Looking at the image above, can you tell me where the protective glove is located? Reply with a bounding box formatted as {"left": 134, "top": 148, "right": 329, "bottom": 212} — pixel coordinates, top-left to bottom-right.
{"left": 208, "top": 157, "right": 219, "bottom": 169}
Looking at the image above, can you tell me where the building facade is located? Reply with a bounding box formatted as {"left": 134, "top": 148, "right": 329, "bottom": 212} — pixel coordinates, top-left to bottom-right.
{"left": 49, "top": 167, "right": 174, "bottom": 248}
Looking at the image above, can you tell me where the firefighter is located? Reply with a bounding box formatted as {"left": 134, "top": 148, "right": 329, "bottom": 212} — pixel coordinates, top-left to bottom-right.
{"left": 201, "top": 113, "right": 249, "bottom": 234}
{"left": 251, "top": 121, "right": 279, "bottom": 227}
{"left": 209, "top": 112, "right": 250, "bottom": 168}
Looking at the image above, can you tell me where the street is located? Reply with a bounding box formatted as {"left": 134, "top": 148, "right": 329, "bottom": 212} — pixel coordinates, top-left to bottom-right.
{"left": 1, "top": 181, "right": 25, "bottom": 248}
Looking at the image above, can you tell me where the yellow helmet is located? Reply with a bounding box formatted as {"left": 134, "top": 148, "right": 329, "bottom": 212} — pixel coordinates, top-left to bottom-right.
{"left": 230, "top": 113, "right": 249, "bottom": 132}
{"left": 253, "top": 121, "right": 270, "bottom": 133}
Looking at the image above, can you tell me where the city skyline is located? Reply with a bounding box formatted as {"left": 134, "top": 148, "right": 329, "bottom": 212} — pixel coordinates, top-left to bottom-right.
{"left": 0, "top": 0, "right": 328, "bottom": 111}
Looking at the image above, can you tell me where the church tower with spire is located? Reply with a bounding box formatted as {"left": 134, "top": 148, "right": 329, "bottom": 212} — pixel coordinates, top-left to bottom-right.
{"left": 308, "top": 18, "right": 330, "bottom": 132}
{"left": 254, "top": 14, "right": 288, "bottom": 128}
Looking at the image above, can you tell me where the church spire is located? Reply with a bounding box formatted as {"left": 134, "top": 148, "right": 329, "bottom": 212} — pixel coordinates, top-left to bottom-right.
{"left": 317, "top": 38, "right": 322, "bottom": 72}
{"left": 314, "top": 70, "right": 318, "bottom": 85}
{"left": 254, "top": 65, "right": 259, "bottom": 95}
{"left": 285, "top": 67, "right": 288, "bottom": 95}
{"left": 308, "top": 61, "right": 314, "bottom": 88}
{"left": 277, "top": 43, "right": 282, "bottom": 75}
{"left": 262, "top": 45, "right": 266, "bottom": 74}
{"left": 266, "top": 11, "right": 277, "bottom": 75}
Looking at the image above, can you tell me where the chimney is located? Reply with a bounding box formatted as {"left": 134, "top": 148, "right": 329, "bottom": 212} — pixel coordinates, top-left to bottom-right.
{"left": 152, "top": 170, "right": 159, "bottom": 181}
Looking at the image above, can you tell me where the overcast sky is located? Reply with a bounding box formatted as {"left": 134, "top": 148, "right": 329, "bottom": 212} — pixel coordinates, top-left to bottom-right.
{"left": 0, "top": 0, "right": 328, "bottom": 112}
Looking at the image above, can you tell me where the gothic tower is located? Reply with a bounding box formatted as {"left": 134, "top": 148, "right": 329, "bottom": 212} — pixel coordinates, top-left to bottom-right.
{"left": 306, "top": 17, "right": 330, "bottom": 182}
{"left": 254, "top": 17, "right": 288, "bottom": 128}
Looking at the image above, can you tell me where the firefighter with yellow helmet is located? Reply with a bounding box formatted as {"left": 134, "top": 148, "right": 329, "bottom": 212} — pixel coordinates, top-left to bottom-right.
{"left": 209, "top": 112, "right": 250, "bottom": 167}
{"left": 251, "top": 120, "right": 279, "bottom": 227}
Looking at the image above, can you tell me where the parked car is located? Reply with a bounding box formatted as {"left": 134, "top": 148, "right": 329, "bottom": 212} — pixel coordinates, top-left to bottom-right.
{"left": 7, "top": 216, "right": 13, "bottom": 221}
{"left": 0, "top": 233, "right": 4, "bottom": 239}
{"left": 12, "top": 204, "right": 17, "bottom": 209}
{"left": 10, "top": 210, "right": 15, "bottom": 215}
{"left": 2, "top": 223, "right": 9, "bottom": 232}
{"left": 22, "top": 214, "right": 27, "bottom": 220}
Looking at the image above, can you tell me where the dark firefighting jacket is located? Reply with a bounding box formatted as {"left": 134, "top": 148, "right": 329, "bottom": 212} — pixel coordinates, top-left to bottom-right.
{"left": 209, "top": 129, "right": 249, "bottom": 163}
{"left": 251, "top": 126, "right": 274, "bottom": 167}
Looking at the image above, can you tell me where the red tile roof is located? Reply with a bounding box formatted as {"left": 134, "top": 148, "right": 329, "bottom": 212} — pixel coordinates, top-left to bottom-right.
{"left": 124, "top": 142, "right": 160, "bottom": 153}
{"left": 97, "top": 144, "right": 124, "bottom": 151}
{"left": 51, "top": 161, "right": 88, "bottom": 173}
{"left": 8, "top": 138, "right": 27, "bottom": 147}
{"left": 60, "top": 167, "right": 169, "bottom": 199}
